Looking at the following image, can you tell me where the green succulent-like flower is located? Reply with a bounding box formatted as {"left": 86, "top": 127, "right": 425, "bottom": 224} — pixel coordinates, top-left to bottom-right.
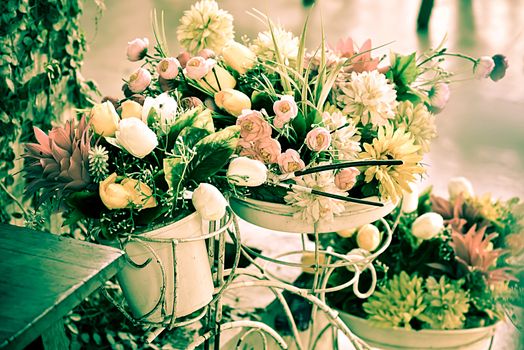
{"left": 418, "top": 276, "right": 470, "bottom": 330}
{"left": 363, "top": 271, "right": 426, "bottom": 329}
{"left": 88, "top": 145, "right": 109, "bottom": 183}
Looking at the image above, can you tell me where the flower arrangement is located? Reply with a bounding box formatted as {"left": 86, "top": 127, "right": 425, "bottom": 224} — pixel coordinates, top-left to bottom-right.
{"left": 323, "top": 177, "right": 523, "bottom": 330}
{"left": 23, "top": 0, "right": 509, "bottom": 233}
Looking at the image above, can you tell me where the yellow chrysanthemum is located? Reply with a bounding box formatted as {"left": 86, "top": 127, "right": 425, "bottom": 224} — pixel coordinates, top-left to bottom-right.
{"left": 177, "top": 0, "right": 234, "bottom": 55}
{"left": 395, "top": 101, "right": 437, "bottom": 154}
{"left": 359, "top": 124, "right": 424, "bottom": 200}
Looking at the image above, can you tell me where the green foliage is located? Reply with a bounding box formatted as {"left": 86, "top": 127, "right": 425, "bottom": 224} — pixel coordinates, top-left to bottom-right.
{"left": 0, "top": 0, "right": 98, "bottom": 222}
{"left": 363, "top": 272, "right": 426, "bottom": 329}
{"left": 419, "top": 276, "right": 470, "bottom": 330}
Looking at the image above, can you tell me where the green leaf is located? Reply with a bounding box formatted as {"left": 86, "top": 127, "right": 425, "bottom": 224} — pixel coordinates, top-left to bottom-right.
{"left": 389, "top": 52, "right": 418, "bottom": 87}
{"left": 163, "top": 157, "right": 185, "bottom": 191}
{"left": 165, "top": 106, "right": 208, "bottom": 150}
{"left": 185, "top": 126, "right": 240, "bottom": 182}
{"left": 179, "top": 127, "right": 211, "bottom": 149}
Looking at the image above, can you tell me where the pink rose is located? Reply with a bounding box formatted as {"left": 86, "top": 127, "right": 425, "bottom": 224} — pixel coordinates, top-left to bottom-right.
{"left": 273, "top": 95, "right": 298, "bottom": 128}
{"left": 277, "top": 149, "right": 305, "bottom": 173}
{"left": 335, "top": 167, "right": 360, "bottom": 191}
{"left": 237, "top": 139, "right": 259, "bottom": 159}
{"left": 157, "top": 57, "right": 181, "bottom": 80}
{"left": 185, "top": 57, "right": 215, "bottom": 80}
{"left": 127, "top": 38, "right": 149, "bottom": 61}
{"left": 128, "top": 68, "right": 151, "bottom": 93}
{"left": 236, "top": 110, "right": 272, "bottom": 142}
{"left": 305, "top": 127, "right": 331, "bottom": 152}
{"left": 255, "top": 138, "right": 282, "bottom": 164}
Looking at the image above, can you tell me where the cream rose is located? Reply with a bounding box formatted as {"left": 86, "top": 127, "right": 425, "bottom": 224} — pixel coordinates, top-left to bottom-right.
{"left": 356, "top": 224, "right": 381, "bottom": 251}
{"left": 227, "top": 157, "right": 268, "bottom": 187}
{"left": 192, "top": 183, "right": 228, "bottom": 221}
{"left": 120, "top": 100, "right": 143, "bottom": 120}
{"left": 89, "top": 101, "right": 120, "bottom": 137}
{"left": 222, "top": 41, "right": 256, "bottom": 75}
{"left": 411, "top": 212, "right": 444, "bottom": 240}
{"left": 99, "top": 173, "right": 157, "bottom": 210}
{"left": 214, "top": 89, "right": 251, "bottom": 117}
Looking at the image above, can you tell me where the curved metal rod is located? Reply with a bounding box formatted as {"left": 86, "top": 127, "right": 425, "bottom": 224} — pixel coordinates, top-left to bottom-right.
{"left": 223, "top": 278, "right": 370, "bottom": 350}
{"left": 237, "top": 327, "right": 269, "bottom": 349}
{"left": 187, "top": 320, "right": 289, "bottom": 350}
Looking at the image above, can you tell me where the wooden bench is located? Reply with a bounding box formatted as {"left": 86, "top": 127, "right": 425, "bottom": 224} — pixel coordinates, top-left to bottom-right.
{"left": 0, "top": 224, "right": 124, "bottom": 349}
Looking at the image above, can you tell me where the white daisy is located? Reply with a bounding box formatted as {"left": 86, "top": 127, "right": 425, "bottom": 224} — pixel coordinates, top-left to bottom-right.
{"left": 250, "top": 26, "right": 299, "bottom": 65}
{"left": 284, "top": 166, "right": 348, "bottom": 223}
{"left": 336, "top": 71, "right": 397, "bottom": 127}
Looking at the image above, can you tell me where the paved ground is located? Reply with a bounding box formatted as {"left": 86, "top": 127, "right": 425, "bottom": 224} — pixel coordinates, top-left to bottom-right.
{"left": 81, "top": 1, "right": 523, "bottom": 348}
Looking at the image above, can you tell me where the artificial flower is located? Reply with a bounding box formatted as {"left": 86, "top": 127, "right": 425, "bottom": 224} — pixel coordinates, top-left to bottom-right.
{"left": 99, "top": 173, "right": 157, "bottom": 210}
{"left": 120, "top": 100, "right": 143, "bottom": 120}
{"left": 305, "top": 127, "right": 331, "bottom": 152}
{"left": 428, "top": 83, "right": 450, "bottom": 113}
{"left": 115, "top": 118, "right": 158, "bottom": 158}
{"left": 200, "top": 65, "right": 236, "bottom": 92}
{"left": 334, "top": 167, "right": 360, "bottom": 191}
{"left": 273, "top": 95, "right": 298, "bottom": 128}
{"left": 88, "top": 145, "right": 109, "bottom": 183}
{"left": 277, "top": 149, "right": 305, "bottom": 173}
{"left": 411, "top": 212, "right": 444, "bottom": 240}
{"left": 89, "top": 101, "right": 120, "bottom": 136}
{"left": 192, "top": 183, "right": 228, "bottom": 220}
{"left": 359, "top": 124, "right": 424, "bottom": 201}
{"left": 448, "top": 177, "right": 474, "bottom": 201}
{"left": 474, "top": 56, "right": 495, "bottom": 79}
{"left": 177, "top": 0, "right": 234, "bottom": 54}
{"left": 185, "top": 56, "right": 214, "bottom": 80}
{"left": 157, "top": 57, "right": 181, "bottom": 80}
{"left": 254, "top": 137, "right": 281, "bottom": 164}
{"left": 250, "top": 26, "right": 299, "bottom": 65}
{"left": 394, "top": 101, "right": 437, "bottom": 154}
{"left": 236, "top": 110, "right": 272, "bottom": 142}
{"left": 141, "top": 93, "right": 178, "bottom": 131}
{"left": 127, "top": 68, "right": 151, "bottom": 93}
{"left": 222, "top": 41, "right": 256, "bottom": 74}
{"left": 334, "top": 37, "right": 379, "bottom": 73}
{"left": 227, "top": 156, "right": 268, "bottom": 187}
{"left": 401, "top": 180, "right": 420, "bottom": 213}
{"left": 284, "top": 165, "right": 348, "bottom": 223}
{"left": 214, "top": 89, "right": 251, "bottom": 116}
{"left": 126, "top": 37, "right": 149, "bottom": 61}
{"left": 356, "top": 224, "right": 381, "bottom": 251}
{"left": 336, "top": 70, "right": 397, "bottom": 126}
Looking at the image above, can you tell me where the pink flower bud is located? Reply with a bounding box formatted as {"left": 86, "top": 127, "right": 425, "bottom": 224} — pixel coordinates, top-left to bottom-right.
{"left": 273, "top": 95, "right": 298, "bottom": 128}
{"left": 236, "top": 110, "right": 272, "bottom": 142}
{"left": 428, "top": 83, "right": 450, "bottom": 113}
{"left": 255, "top": 138, "right": 281, "bottom": 164}
{"left": 177, "top": 51, "right": 191, "bottom": 68}
{"left": 198, "top": 48, "right": 216, "bottom": 59}
{"left": 185, "top": 57, "right": 215, "bottom": 80}
{"left": 157, "top": 57, "right": 181, "bottom": 80}
{"left": 305, "top": 127, "right": 331, "bottom": 152}
{"left": 127, "top": 68, "right": 151, "bottom": 93}
{"left": 334, "top": 167, "right": 360, "bottom": 190}
{"left": 127, "top": 38, "right": 149, "bottom": 61}
{"left": 474, "top": 56, "right": 495, "bottom": 79}
{"left": 277, "top": 149, "right": 305, "bottom": 173}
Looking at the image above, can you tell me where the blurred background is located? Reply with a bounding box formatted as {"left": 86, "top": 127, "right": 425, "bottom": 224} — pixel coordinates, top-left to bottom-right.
{"left": 81, "top": 0, "right": 524, "bottom": 200}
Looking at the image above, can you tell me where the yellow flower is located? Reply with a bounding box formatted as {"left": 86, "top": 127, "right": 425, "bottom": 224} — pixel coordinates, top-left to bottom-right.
{"left": 394, "top": 101, "right": 437, "bottom": 154}
{"left": 359, "top": 124, "right": 424, "bottom": 201}
{"left": 99, "top": 173, "right": 157, "bottom": 210}
{"left": 177, "top": 0, "right": 234, "bottom": 54}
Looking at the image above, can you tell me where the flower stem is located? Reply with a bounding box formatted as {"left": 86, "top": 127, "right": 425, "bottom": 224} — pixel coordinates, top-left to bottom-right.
{"left": 418, "top": 52, "right": 478, "bottom": 67}
{"left": 294, "top": 159, "right": 403, "bottom": 177}
{"left": 0, "top": 181, "right": 28, "bottom": 218}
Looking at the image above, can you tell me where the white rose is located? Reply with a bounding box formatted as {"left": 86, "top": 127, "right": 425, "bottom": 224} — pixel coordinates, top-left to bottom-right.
{"left": 356, "top": 224, "right": 381, "bottom": 252}
{"left": 412, "top": 212, "right": 444, "bottom": 240}
{"left": 227, "top": 157, "right": 268, "bottom": 187}
{"left": 142, "top": 93, "right": 178, "bottom": 131}
{"left": 192, "top": 183, "right": 228, "bottom": 221}
{"left": 214, "top": 89, "right": 251, "bottom": 116}
{"left": 89, "top": 101, "right": 120, "bottom": 136}
{"left": 116, "top": 118, "right": 158, "bottom": 158}
{"left": 222, "top": 41, "right": 256, "bottom": 75}
{"left": 448, "top": 177, "right": 474, "bottom": 200}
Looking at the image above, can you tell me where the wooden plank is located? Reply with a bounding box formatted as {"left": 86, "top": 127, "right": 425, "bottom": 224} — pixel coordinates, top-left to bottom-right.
{"left": 0, "top": 224, "right": 124, "bottom": 350}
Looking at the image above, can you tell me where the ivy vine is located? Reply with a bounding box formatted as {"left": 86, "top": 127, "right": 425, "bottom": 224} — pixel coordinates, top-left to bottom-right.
{"left": 0, "top": 0, "right": 100, "bottom": 223}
